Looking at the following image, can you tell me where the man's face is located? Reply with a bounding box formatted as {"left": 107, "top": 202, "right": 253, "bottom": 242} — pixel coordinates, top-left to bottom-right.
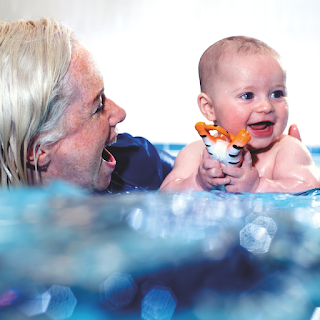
{"left": 210, "top": 53, "right": 288, "bottom": 151}
{"left": 42, "top": 44, "right": 126, "bottom": 190}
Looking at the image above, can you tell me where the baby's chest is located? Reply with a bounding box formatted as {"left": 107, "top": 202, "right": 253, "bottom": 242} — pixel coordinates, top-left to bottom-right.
{"left": 253, "top": 153, "right": 277, "bottom": 179}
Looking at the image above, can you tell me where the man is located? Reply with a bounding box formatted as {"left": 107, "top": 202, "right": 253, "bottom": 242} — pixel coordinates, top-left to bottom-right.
{"left": 0, "top": 18, "right": 175, "bottom": 192}
{"left": 0, "top": 18, "right": 125, "bottom": 190}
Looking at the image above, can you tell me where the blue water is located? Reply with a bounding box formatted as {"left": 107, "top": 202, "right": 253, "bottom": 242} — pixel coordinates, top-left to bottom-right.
{"left": 312, "top": 153, "right": 320, "bottom": 168}
{"left": 156, "top": 143, "right": 320, "bottom": 166}
{"left": 1, "top": 182, "right": 320, "bottom": 319}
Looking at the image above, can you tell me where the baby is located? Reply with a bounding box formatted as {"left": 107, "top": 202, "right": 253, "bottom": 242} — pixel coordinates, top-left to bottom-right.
{"left": 160, "top": 36, "right": 320, "bottom": 193}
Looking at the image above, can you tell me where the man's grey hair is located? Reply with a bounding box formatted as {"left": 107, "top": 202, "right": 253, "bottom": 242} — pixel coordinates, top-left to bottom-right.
{"left": 0, "top": 18, "right": 77, "bottom": 187}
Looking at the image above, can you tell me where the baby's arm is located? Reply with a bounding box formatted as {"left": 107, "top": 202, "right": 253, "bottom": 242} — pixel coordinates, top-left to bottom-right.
{"left": 224, "top": 136, "right": 320, "bottom": 193}
{"left": 159, "top": 140, "right": 230, "bottom": 192}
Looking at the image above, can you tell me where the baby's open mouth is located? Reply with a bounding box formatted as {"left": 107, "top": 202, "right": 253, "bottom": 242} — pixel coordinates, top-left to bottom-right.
{"left": 248, "top": 121, "right": 274, "bottom": 137}
{"left": 249, "top": 121, "right": 274, "bottom": 130}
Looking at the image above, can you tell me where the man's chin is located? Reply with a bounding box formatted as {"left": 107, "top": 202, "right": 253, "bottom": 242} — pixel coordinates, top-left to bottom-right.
{"left": 94, "top": 175, "right": 112, "bottom": 192}
{"left": 93, "top": 183, "right": 111, "bottom": 195}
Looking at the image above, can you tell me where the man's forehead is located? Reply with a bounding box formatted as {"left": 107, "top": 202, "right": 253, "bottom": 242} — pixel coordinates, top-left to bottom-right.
{"left": 68, "top": 44, "right": 104, "bottom": 103}
{"left": 69, "top": 44, "right": 103, "bottom": 85}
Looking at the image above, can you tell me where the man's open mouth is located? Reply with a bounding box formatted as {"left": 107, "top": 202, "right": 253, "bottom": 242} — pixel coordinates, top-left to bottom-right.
{"left": 102, "top": 136, "right": 117, "bottom": 162}
{"left": 102, "top": 148, "right": 112, "bottom": 162}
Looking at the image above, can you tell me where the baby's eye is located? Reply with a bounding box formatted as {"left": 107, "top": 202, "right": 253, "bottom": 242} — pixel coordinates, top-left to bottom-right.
{"left": 240, "top": 92, "right": 254, "bottom": 100}
{"left": 95, "top": 94, "right": 105, "bottom": 113}
{"left": 270, "top": 90, "right": 284, "bottom": 98}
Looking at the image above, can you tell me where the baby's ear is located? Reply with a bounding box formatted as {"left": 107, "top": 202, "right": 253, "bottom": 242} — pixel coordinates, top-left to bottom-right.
{"left": 197, "top": 93, "right": 216, "bottom": 121}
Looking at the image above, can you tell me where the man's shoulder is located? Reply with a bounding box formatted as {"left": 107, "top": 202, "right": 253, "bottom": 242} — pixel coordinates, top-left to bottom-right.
{"left": 107, "top": 133, "right": 174, "bottom": 192}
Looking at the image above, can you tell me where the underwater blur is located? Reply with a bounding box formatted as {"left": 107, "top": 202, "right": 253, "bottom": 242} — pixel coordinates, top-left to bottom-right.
{"left": 1, "top": 182, "right": 320, "bottom": 319}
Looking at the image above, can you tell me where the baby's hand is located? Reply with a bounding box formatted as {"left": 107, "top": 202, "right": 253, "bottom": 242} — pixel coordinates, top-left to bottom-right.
{"left": 222, "top": 148, "right": 260, "bottom": 193}
{"left": 197, "top": 149, "right": 231, "bottom": 191}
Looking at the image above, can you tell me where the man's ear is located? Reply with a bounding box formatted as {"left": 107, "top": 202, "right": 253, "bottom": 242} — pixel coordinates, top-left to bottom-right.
{"left": 27, "top": 145, "right": 51, "bottom": 168}
{"left": 197, "top": 93, "right": 216, "bottom": 121}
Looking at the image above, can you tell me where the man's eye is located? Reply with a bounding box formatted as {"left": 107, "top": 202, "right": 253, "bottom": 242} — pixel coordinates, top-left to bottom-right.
{"left": 95, "top": 95, "right": 105, "bottom": 113}
{"left": 270, "top": 90, "right": 284, "bottom": 98}
{"left": 240, "top": 92, "right": 254, "bottom": 100}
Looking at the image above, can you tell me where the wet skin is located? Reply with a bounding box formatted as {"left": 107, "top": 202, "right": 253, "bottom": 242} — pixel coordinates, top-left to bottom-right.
{"left": 36, "top": 44, "right": 126, "bottom": 190}
{"left": 160, "top": 53, "right": 320, "bottom": 193}
{"left": 208, "top": 53, "right": 288, "bottom": 152}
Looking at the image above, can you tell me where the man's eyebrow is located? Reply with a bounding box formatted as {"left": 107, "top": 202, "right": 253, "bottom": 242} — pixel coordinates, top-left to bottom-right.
{"left": 92, "top": 88, "right": 104, "bottom": 104}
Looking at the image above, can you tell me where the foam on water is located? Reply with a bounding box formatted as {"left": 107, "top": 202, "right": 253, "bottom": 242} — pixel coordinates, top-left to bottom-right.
{"left": 1, "top": 181, "right": 320, "bottom": 319}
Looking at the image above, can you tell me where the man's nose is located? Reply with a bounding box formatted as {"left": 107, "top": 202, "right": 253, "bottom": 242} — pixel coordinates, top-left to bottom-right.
{"left": 109, "top": 100, "right": 126, "bottom": 126}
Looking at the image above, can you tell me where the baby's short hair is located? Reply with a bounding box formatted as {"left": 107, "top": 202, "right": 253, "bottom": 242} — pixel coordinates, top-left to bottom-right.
{"left": 199, "top": 36, "right": 281, "bottom": 94}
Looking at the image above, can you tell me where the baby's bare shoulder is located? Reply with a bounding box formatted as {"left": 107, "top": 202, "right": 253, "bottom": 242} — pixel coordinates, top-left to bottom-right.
{"left": 271, "top": 134, "right": 320, "bottom": 187}
{"left": 177, "top": 140, "right": 205, "bottom": 158}
{"left": 160, "top": 140, "right": 206, "bottom": 190}
{"left": 276, "top": 134, "right": 313, "bottom": 164}
{"left": 278, "top": 134, "right": 309, "bottom": 152}
{"left": 278, "top": 133, "right": 302, "bottom": 144}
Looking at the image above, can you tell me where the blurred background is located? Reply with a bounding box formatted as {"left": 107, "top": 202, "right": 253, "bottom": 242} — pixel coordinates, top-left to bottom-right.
{"left": 1, "top": 0, "right": 320, "bottom": 147}
{"left": 2, "top": 183, "right": 320, "bottom": 319}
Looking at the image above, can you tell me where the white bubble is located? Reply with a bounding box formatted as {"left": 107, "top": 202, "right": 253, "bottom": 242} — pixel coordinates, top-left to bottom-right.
{"left": 19, "top": 291, "right": 51, "bottom": 317}
{"left": 253, "top": 198, "right": 263, "bottom": 213}
{"left": 45, "top": 285, "right": 77, "bottom": 320}
{"left": 126, "top": 208, "right": 143, "bottom": 230}
{"left": 141, "top": 286, "right": 177, "bottom": 320}
{"left": 171, "top": 193, "right": 192, "bottom": 216}
{"left": 240, "top": 224, "right": 271, "bottom": 254}
{"left": 311, "top": 307, "right": 320, "bottom": 320}
{"left": 252, "top": 216, "right": 277, "bottom": 237}
{"left": 313, "top": 212, "right": 320, "bottom": 229}
{"left": 100, "top": 273, "right": 137, "bottom": 310}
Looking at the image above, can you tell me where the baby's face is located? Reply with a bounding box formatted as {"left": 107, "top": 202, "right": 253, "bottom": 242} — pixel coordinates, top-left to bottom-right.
{"left": 210, "top": 53, "right": 288, "bottom": 151}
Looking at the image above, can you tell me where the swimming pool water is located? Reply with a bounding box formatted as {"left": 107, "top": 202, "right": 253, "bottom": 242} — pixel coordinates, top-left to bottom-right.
{"left": 1, "top": 182, "right": 320, "bottom": 319}
{"left": 156, "top": 143, "right": 320, "bottom": 167}
{"left": 312, "top": 153, "right": 320, "bottom": 168}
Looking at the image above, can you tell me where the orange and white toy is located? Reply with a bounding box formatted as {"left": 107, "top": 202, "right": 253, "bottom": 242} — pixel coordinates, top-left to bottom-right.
{"left": 195, "top": 122, "right": 251, "bottom": 167}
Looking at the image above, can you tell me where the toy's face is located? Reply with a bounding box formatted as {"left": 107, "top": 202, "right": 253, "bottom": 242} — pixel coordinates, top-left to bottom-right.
{"left": 210, "top": 53, "right": 288, "bottom": 151}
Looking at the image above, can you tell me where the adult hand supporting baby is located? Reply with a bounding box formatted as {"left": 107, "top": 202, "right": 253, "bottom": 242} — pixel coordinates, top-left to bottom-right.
{"left": 222, "top": 148, "right": 260, "bottom": 192}
{"left": 197, "top": 148, "right": 230, "bottom": 190}
{"left": 288, "top": 124, "right": 301, "bottom": 141}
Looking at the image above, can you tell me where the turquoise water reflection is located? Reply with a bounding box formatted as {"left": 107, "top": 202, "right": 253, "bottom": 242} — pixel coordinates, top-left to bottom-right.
{"left": 1, "top": 182, "right": 320, "bottom": 319}
{"left": 312, "top": 154, "right": 320, "bottom": 169}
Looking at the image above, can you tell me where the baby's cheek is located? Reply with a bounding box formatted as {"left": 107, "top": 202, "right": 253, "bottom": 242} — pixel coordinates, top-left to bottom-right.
{"left": 283, "top": 109, "right": 289, "bottom": 128}
{"left": 277, "top": 110, "right": 288, "bottom": 135}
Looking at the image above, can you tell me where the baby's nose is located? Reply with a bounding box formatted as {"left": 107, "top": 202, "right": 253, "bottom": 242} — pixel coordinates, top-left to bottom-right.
{"left": 255, "top": 99, "right": 275, "bottom": 114}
